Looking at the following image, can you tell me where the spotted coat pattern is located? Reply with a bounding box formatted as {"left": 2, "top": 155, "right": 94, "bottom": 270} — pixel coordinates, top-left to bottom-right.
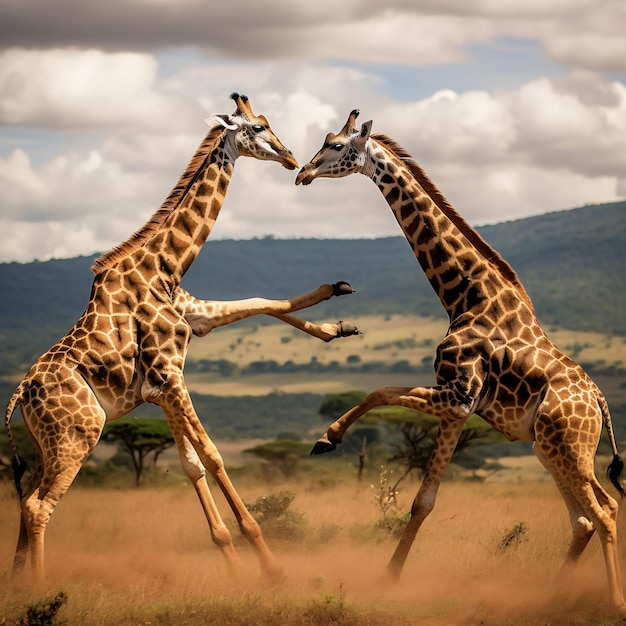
{"left": 4, "top": 94, "right": 361, "bottom": 583}
{"left": 297, "top": 110, "right": 626, "bottom": 614}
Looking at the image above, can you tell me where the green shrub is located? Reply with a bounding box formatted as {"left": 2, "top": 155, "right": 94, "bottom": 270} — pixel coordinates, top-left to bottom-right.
{"left": 245, "top": 490, "right": 307, "bottom": 542}
{"left": 15, "top": 592, "right": 67, "bottom": 626}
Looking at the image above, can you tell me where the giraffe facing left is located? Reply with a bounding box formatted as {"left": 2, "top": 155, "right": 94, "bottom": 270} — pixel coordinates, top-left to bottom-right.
{"left": 4, "top": 93, "right": 360, "bottom": 583}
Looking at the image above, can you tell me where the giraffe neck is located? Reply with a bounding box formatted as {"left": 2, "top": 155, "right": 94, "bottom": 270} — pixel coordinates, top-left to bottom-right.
{"left": 144, "top": 133, "right": 235, "bottom": 285}
{"left": 364, "top": 135, "right": 531, "bottom": 320}
{"left": 93, "top": 127, "right": 236, "bottom": 292}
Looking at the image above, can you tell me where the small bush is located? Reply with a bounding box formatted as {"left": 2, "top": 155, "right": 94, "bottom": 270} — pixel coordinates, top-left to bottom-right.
{"left": 370, "top": 466, "right": 410, "bottom": 539}
{"left": 371, "top": 466, "right": 399, "bottom": 517}
{"left": 497, "top": 522, "right": 528, "bottom": 552}
{"left": 15, "top": 592, "right": 67, "bottom": 626}
{"left": 246, "top": 490, "right": 307, "bottom": 542}
{"left": 375, "top": 511, "right": 410, "bottom": 539}
{"left": 304, "top": 584, "right": 359, "bottom": 625}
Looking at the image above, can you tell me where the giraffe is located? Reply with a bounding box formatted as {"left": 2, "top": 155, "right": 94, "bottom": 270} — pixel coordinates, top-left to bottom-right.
{"left": 4, "top": 93, "right": 360, "bottom": 583}
{"left": 295, "top": 109, "right": 626, "bottom": 613}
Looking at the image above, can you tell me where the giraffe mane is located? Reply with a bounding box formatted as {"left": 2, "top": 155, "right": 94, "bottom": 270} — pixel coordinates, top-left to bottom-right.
{"left": 371, "top": 133, "right": 534, "bottom": 311}
{"left": 91, "top": 124, "right": 226, "bottom": 274}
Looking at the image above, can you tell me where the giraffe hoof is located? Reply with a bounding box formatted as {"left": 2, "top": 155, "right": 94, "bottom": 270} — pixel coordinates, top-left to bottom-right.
{"left": 332, "top": 281, "right": 355, "bottom": 296}
{"left": 337, "top": 321, "right": 362, "bottom": 337}
{"left": 310, "top": 437, "right": 339, "bottom": 455}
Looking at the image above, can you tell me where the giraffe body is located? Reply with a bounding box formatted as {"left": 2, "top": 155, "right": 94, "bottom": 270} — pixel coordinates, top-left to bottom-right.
{"left": 5, "top": 94, "right": 360, "bottom": 582}
{"left": 296, "top": 110, "right": 626, "bottom": 613}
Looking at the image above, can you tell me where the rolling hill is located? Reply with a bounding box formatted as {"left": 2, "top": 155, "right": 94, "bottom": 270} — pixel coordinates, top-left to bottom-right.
{"left": 1, "top": 200, "right": 624, "bottom": 375}
{"left": 1, "top": 200, "right": 625, "bottom": 442}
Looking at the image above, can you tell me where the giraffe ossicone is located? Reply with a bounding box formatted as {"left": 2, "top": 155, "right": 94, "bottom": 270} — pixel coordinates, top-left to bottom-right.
{"left": 297, "top": 109, "right": 626, "bottom": 615}
{"left": 4, "top": 93, "right": 358, "bottom": 584}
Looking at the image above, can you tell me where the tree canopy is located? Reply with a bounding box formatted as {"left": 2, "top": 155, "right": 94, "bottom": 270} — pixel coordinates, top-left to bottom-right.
{"left": 243, "top": 439, "right": 312, "bottom": 477}
{"left": 102, "top": 417, "right": 175, "bottom": 486}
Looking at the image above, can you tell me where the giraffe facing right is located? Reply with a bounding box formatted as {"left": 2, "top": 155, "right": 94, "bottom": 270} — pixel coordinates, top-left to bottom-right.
{"left": 296, "top": 109, "right": 626, "bottom": 614}
{"left": 4, "top": 93, "right": 360, "bottom": 584}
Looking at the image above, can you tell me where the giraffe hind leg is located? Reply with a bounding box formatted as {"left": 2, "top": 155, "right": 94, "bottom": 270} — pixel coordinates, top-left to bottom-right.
{"left": 575, "top": 479, "right": 625, "bottom": 613}
{"left": 20, "top": 443, "right": 102, "bottom": 581}
{"left": 12, "top": 427, "right": 44, "bottom": 577}
{"left": 533, "top": 442, "right": 595, "bottom": 565}
{"left": 17, "top": 385, "right": 105, "bottom": 582}
{"left": 535, "top": 439, "right": 626, "bottom": 613}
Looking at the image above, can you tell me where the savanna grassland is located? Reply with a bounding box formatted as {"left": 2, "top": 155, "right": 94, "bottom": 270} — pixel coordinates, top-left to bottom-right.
{"left": 2, "top": 315, "right": 626, "bottom": 624}
{"left": 3, "top": 459, "right": 626, "bottom": 626}
{"left": 182, "top": 313, "right": 626, "bottom": 396}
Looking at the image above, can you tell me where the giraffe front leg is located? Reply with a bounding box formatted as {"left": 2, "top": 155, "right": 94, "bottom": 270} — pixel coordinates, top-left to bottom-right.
{"left": 269, "top": 313, "right": 361, "bottom": 342}
{"left": 311, "top": 386, "right": 445, "bottom": 455}
{"left": 174, "top": 283, "right": 358, "bottom": 338}
{"left": 387, "top": 416, "right": 466, "bottom": 581}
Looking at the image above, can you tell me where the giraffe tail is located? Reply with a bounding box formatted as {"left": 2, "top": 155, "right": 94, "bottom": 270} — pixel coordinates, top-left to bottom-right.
{"left": 5, "top": 381, "right": 28, "bottom": 500}
{"left": 598, "top": 391, "right": 626, "bottom": 498}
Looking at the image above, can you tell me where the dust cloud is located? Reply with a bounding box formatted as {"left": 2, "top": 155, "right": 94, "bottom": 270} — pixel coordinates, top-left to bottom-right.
{"left": 1, "top": 479, "right": 622, "bottom": 625}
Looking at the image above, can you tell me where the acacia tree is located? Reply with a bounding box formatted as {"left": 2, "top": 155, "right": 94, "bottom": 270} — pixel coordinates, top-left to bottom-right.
{"left": 318, "top": 391, "right": 506, "bottom": 487}
{"left": 242, "top": 439, "right": 312, "bottom": 477}
{"left": 102, "top": 417, "right": 175, "bottom": 486}
{"left": 377, "top": 407, "right": 506, "bottom": 488}
{"left": 318, "top": 390, "right": 368, "bottom": 420}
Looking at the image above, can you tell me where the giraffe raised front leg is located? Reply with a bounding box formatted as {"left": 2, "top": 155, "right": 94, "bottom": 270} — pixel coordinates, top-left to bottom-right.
{"left": 311, "top": 384, "right": 476, "bottom": 581}
{"left": 310, "top": 388, "right": 389, "bottom": 455}
{"left": 175, "top": 283, "right": 358, "bottom": 339}
{"left": 311, "top": 384, "right": 474, "bottom": 456}
{"left": 269, "top": 314, "right": 361, "bottom": 342}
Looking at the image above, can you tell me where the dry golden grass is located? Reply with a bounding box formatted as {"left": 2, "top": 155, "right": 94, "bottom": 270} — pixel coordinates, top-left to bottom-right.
{"left": 2, "top": 470, "right": 626, "bottom": 625}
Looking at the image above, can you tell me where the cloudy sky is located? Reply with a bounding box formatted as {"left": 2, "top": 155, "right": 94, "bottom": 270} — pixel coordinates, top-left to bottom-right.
{"left": 1, "top": 1, "right": 625, "bottom": 263}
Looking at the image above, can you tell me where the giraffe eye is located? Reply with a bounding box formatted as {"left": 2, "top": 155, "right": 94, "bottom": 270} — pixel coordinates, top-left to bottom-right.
{"left": 251, "top": 124, "right": 264, "bottom": 133}
{"left": 331, "top": 143, "right": 344, "bottom": 151}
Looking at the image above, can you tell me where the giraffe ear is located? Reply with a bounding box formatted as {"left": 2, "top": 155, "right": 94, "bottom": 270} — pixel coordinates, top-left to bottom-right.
{"left": 205, "top": 114, "right": 239, "bottom": 130}
{"left": 359, "top": 120, "right": 372, "bottom": 139}
{"left": 353, "top": 120, "right": 372, "bottom": 150}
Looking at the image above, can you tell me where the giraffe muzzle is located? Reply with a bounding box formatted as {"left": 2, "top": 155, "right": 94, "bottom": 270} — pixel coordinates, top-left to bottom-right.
{"left": 295, "top": 164, "right": 316, "bottom": 186}
{"left": 279, "top": 150, "right": 299, "bottom": 171}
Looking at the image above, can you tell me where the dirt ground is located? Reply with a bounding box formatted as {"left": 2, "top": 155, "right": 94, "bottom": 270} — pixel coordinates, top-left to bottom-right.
{"left": 2, "top": 473, "right": 626, "bottom": 625}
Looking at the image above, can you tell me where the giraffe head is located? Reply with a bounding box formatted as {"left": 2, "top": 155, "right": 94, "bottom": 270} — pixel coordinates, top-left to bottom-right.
{"left": 295, "top": 109, "right": 373, "bottom": 185}
{"left": 206, "top": 93, "right": 298, "bottom": 170}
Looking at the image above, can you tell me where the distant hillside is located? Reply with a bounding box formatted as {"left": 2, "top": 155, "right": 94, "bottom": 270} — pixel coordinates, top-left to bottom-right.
{"left": 0, "top": 201, "right": 624, "bottom": 374}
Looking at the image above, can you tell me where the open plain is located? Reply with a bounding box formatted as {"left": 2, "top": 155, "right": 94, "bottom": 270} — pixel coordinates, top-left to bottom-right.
{"left": 2, "top": 463, "right": 626, "bottom": 626}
